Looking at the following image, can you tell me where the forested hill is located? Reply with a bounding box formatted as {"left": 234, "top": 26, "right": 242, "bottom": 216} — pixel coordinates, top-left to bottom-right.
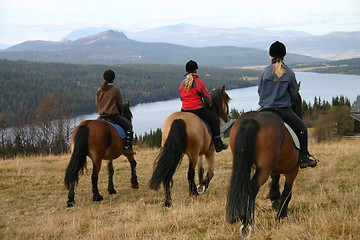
{"left": 0, "top": 59, "right": 260, "bottom": 125}
{"left": 290, "top": 58, "right": 360, "bottom": 75}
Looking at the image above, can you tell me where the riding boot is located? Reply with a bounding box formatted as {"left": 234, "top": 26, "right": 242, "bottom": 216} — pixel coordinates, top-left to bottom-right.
{"left": 298, "top": 131, "right": 317, "bottom": 168}
{"left": 214, "top": 137, "right": 228, "bottom": 153}
{"left": 124, "top": 131, "right": 135, "bottom": 155}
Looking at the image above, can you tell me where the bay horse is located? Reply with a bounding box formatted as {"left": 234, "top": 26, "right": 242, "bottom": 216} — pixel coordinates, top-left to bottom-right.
{"left": 149, "top": 86, "right": 231, "bottom": 206}
{"left": 64, "top": 101, "right": 139, "bottom": 207}
{"left": 226, "top": 83, "right": 303, "bottom": 238}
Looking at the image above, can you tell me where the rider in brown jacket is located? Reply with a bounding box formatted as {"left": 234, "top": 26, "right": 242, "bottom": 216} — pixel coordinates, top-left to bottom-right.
{"left": 96, "top": 69, "right": 135, "bottom": 155}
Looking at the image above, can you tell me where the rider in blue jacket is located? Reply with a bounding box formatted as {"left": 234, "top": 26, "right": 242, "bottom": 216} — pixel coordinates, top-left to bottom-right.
{"left": 258, "top": 41, "right": 318, "bottom": 169}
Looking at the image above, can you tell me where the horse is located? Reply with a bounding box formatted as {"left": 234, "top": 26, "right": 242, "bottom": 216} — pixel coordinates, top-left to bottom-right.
{"left": 226, "top": 83, "right": 303, "bottom": 238}
{"left": 64, "top": 101, "right": 139, "bottom": 207}
{"left": 149, "top": 86, "right": 231, "bottom": 207}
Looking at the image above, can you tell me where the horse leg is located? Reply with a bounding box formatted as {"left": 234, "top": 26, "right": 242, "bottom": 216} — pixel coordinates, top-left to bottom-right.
{"left": 92, "top": 161, "right": 103, "bottom": 202}
{"left": 246, "top": 169, "right": 270, "bottom": 225}
{"left": 188, "top": 158, "right": 198, "bottom": 196}
{"left": 277, "top": 170, "right": 298, "bottom": 220}
{"left": 268, "top": 175, "right": 281, "bottom": 211}
{"left": 107, "top": 161, "right": 116, "bottom": 194}
{"left": 126, "top": 155, "right": 139, "bottom": 188}
{"left": 204, "top": 153, "right": 215, "bottom": 189}
{"left": 67, "top": 183, "right": 76, "bottom": 207}
{"left": 198, "top": 156, "right": 205, "bottom": 185}
{"left": 163, "top": 179, "right": 172, "bottom": 207}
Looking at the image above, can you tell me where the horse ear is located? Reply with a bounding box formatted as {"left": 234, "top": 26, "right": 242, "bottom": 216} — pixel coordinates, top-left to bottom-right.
{"left": 125, "top": 100, "right": 130, "bottom": 107}
{"left": 222, "top": 85, "right": 226, "bottom": 92}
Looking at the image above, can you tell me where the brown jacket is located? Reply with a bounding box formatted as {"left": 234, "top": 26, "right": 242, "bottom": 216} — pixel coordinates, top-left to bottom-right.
{"left": 96, "top": 84, "right": 123, "bottom": 115}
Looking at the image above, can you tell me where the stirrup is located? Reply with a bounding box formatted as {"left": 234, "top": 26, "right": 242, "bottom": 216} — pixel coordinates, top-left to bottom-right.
{"left": 215, "top": 142, "right": 228, "bottom": 153}
{"left": 299, "top": 155, "right": 318, "bottom": 169}
{"left": 124, "top": 147, "right": 135, "bottom": 155}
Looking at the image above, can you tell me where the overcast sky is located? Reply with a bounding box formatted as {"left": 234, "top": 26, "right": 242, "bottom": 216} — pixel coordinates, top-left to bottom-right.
{"left": 1, "top": 0, "right": 359, "bottom": 45}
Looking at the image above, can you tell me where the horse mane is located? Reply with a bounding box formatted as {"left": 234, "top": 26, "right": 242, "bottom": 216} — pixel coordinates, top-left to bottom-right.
{"left": 210, "top": 86, "right": 230, "bottom": 115}
{"left": 122, "top": 100, "right": 133, "bottom": 122}
{"left": 292, "top": 82, "right": 303, "bottom": 118}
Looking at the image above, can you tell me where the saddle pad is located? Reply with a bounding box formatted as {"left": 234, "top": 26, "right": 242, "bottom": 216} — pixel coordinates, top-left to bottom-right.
{"left": 284, "top": 122, "right": 300, "bottom": 149}
{"left": 101, "top": 119, "right": 126, "bottom": 139}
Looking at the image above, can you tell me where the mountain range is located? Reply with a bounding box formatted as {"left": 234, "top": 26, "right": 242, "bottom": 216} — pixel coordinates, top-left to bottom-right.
{"left": 60, "top": 24, "right": 360, "bottom": 60}
{"left": 2, "top": 23, "right": 358, "bottom": 60}
{"left": 0, "top": 29, "right": 326, "bottom": 67}
{"left": 126, "top": 24, "right": 359, "bottom": 60}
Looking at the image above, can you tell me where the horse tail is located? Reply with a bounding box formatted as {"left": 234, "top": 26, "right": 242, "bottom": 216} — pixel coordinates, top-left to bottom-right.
{"left": 64, "top": 125, "right": 89, "bottom": 190}
{"left": 149, "top": 119, "right": 187, "bottom": 190}
{"left": 226, "top": 118, "right": 259, "bottom": 224}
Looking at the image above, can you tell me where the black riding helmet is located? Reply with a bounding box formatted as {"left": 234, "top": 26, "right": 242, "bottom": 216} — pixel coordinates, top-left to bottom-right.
{"left": 185, "top": 60, "right": 198, "bottom": 73}
{"left": 269, "top": 41, "right": 286, "bottom": 58}
{"left": 103, "top": 69, "right": 115, "bottom": 82}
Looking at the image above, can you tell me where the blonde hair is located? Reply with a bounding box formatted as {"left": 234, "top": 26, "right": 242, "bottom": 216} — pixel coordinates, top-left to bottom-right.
{"left": 272, "top": 57, "right": 286, "bottom": 78}
{"left": 184, "top": 73, "right": 194, "bottom": 92}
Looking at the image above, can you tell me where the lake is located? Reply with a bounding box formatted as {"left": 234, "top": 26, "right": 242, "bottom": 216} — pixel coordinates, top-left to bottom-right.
{"left": 78, "top": 72, "right": 360, "bottom": 136}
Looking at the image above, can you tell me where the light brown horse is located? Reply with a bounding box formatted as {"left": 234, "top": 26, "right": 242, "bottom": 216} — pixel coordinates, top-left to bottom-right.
{"left": 226, "top": 89, "right": 303, "bottom": 238}
{"left": 64, "top": 102, "right": 139, "bottom": 207}
{"left": 149, "top": 86, "right": 231, "bottom": 206}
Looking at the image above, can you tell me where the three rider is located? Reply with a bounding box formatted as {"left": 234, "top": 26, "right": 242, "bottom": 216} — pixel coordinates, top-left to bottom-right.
{"left": 97, "top": 45, "right": 318, "bottom": 169}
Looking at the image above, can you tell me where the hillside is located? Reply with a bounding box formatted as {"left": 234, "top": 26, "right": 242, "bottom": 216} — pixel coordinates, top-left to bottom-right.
{"left": 0, "top": 30, "right": 322, "bottom": 67}
{"left": 0, "top": 139, "right": 359, "bottom": 239}
{"left": 0, "top": 59, "right": 260, "bottom": 125}
{"left": 291, "top": 58, "right": 360, "bottom": 75}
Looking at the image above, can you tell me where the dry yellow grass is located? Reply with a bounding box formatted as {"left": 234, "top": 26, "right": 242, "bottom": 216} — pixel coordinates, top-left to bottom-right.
{"left": 1, "top": 139, "right": 359, "bottom": 239}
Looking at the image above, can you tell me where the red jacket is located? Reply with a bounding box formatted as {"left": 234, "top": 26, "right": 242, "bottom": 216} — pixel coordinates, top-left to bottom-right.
{"left": 179, "top": 75, "right": 211, "bottom": 110}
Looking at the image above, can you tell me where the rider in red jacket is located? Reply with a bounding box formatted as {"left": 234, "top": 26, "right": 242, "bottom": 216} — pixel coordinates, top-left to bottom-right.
{"left": 179, "top": 60, "right": 228, "bottom": 152}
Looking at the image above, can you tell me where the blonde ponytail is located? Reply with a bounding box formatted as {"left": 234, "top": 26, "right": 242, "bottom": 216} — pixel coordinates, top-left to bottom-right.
{"left": 272, "top": 57, "right": 286, "bottom": 78}
{"left": 184, "top": 73, "right": 194, "bottom": 92}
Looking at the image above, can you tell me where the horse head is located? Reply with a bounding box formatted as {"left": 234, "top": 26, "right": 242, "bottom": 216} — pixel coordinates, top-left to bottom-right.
{"left": 292, "top": 82, "right": 303, "bottom": 119}
{"left": 211, "top": 85, "right": 231, "bottom": 123}
{"left": 123, "top": 100, "right": 133, "bottom": 122}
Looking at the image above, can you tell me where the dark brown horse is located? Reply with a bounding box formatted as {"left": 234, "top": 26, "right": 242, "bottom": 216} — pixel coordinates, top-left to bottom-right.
{"left": 149, "top": 86, "right": 231, "bottom": 206}
{"left": 226, "top": 85, "right": 303, "bottom": 238}
{"left": 64, "top": 101, "right": 139, "bottom": 207}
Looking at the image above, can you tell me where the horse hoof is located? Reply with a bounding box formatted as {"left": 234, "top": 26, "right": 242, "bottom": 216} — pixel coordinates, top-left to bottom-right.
{"left": 239, "top": 224, "right": 253, "bottom": 239}
{"left": 164, "top": 201, "right": 172, "bottom": 207}
{"left": 271, "top": 200, "right": 280, "bottom": 211}
{"left": 67, "top": 201, "right": 75, "bottom": 207}
{"left": 108, "top": 189, "right": 117, "bottom": 194}
{"left": 197, "top": 184, "right": 206, "bottom": 194}
{"left": 93, "top": 195, "right": 104, "bottom": 202}
{"left": 131, "top": 182, "right": 139, "bottom": 189}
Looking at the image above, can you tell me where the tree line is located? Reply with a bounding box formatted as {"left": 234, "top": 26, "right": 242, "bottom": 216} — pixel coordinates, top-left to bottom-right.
{"left": 0, "top": 59, "right": 259, "bottom": 127}
{"left": 1, "top": 93, "right": 358, "bottom": 159}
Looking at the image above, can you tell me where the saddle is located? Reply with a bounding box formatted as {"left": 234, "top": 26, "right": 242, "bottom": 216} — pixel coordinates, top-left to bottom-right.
{"left": 181, "top": 109, "right": 213, "bottom": 136}
{"left": 259, "top": 108, "right": 300, "bottom": 149}
{"left": 98, "top": 115, "right": 126, "bottom": 139}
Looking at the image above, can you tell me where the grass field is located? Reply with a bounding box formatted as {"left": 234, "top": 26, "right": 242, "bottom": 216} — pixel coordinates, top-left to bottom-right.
{"left": 1, "top": 138, "right": 359, "bottom": 239}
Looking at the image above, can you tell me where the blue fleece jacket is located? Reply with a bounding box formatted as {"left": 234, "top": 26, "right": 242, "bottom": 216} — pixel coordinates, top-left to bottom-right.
{"left": 258, "top": 63, "right": 298, "bottom": 108}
